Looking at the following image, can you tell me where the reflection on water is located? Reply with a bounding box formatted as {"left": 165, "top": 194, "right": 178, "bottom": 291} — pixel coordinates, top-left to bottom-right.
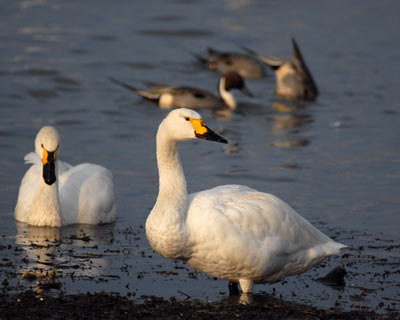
{"left": 16, "top": 225, "right": 60, "bottom": 271}
{"left": 214, "top": 107, "right": 234, "bottom": 121}
{"left": 269, "top": 101, "right": 313, "bottom": 148}
{"left": 28, "top": 88, "right": 58, "bottom": 98}
{"left": 1, "top": 0, "right": 399, "bottom": 312}
{"left": 139, "top": 28, "right": 212, "bottom": 37}
{"left": 15, "top": 222, "right": 115, "bottom": 288}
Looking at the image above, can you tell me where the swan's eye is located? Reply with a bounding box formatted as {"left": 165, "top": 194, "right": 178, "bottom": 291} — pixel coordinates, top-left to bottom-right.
{"left": 184, "top": 117, "right": 190, "bottom": 121}
{"left": 41, "top": 144, "right": 44, "bottom": 148}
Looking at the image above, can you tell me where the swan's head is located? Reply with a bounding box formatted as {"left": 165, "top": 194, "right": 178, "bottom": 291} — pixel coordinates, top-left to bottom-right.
{"left": 161, "top": 108, "right": 228, "bottom": 144}
{"left": 35, "top": 126, "right": 60, "bottom": 186}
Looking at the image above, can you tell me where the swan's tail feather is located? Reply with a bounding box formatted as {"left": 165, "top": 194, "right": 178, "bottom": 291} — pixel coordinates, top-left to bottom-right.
{"left": 321, "top": 241, "right": 347, "bottom": 256}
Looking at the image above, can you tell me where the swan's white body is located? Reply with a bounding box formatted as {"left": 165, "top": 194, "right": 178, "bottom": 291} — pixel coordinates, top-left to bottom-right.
{"left": 146, "top": 108, "right": 346, "bottom": 293}
{"left": 15, "top": 126, "right": 116, "bottom": 227}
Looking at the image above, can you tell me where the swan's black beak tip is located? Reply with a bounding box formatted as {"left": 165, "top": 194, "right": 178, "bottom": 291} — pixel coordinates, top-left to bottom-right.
{"left": 43, "top": 162, "right": 56, "bottom": 185}
{"left": 218, "top": 136, "right": 228, "bottom": 144}
{"left": 196, "top": 127, "right": 228, "bottom": 144}
{"left": 44, "top": 177, "right": 56, "bottom": 185}
{"left": 42, "top": 149, "right": 57, "bottom": 185}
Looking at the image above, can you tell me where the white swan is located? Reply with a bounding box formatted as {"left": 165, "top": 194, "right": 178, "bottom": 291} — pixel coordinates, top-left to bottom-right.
{"left": 15, "top": 126, "right": 116, "bottom": 227}
{"left": 146, "top": 108, "right": 346, "bottom": 294}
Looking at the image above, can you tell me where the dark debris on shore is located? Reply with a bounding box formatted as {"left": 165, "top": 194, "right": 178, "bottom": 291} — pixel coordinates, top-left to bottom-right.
{"left": 1, "top": 291, "right": 398, "bottom": 320}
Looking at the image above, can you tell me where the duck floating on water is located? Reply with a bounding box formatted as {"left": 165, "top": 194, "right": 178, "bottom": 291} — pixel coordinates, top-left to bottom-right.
{"left": 109, "top": 71, "right": 252, "bottom": 110}
{"left": 192, "top": 47, "right": 267, "bottom": 79}
{"left": 146, "top": 108, "right": 346, "bottom": 294}
{"left": 242, "top": 38, "right": 318, "bottom": 100}
{"left": 15, "top": 126, "right": 116, "bottom": 227}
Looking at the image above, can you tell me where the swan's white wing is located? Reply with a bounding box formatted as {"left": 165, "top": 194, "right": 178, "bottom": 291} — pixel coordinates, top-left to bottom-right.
{"left": 24, "top": 152, "right": 41, "bottom": 166}
{"left": 59, "top": 163, "right": 116, "bottom": 225}
{"left": 187, "top": 185, "right": 345, "bottom": 282}
{"left": 58, "top": 159, "right": 73, "bottom": 174}
{"left": 15, "top": 153, "right": 74, "bottom": 223}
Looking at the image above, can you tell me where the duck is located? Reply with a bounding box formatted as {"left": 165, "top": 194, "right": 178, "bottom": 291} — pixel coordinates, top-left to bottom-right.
{"left": 15, "top": 126, "right": 116, "bottom": 227}
{"left": 192, "top": 47, "right": 266, "bottom": 79}
{"left": 146, "top": 108, "right": 346, "bottom": 294}
{"left": 109, "top": 71, "right": 253, "bottom": 110}
{"left": 241, "top": 38, "right": 318, "bottom": 100}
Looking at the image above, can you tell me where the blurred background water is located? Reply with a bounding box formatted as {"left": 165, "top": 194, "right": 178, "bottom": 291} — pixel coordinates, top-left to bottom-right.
{"left": 0, "top": 0, "right": 399, "bottom": 312}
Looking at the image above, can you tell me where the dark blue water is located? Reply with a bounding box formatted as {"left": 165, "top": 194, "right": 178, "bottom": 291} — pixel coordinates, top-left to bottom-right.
{"left": 1, "top": 0, "right": 399, "bottom": 312}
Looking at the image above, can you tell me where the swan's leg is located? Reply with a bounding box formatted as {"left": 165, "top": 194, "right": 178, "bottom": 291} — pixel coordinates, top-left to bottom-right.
{"left": 228, "top": 281, "right": 240, "bottom": 296}
{"left": 239, "top": 279, "right": 254, "bottom": 294}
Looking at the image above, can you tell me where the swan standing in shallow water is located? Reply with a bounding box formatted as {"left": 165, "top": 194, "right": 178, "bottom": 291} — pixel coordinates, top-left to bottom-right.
{"left": 146, "top": 108, "right": 346, "bottom": 294}
{"left": 15, "top": 126, "right": 116, "bottom": 227}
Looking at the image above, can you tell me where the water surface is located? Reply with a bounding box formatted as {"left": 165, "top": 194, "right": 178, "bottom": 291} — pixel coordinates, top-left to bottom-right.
{"left": 0, "top": 0, "right": 399, "bottom": 313}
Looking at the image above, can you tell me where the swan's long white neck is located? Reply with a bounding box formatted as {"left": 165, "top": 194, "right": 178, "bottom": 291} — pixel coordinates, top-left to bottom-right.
{"left": 146, "top": 122, "right": 191, "bottom": 259}
{"left": 219, "top": 77, "right": 236, "bottom": 109}
{"left": 28, "top": 164, "right": 61, "bottom": 227}
{"left": 155, "top": 131, "right": 187, "bottom": 211}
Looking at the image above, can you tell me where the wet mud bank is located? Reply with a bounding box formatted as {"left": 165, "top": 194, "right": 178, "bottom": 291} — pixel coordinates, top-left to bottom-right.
{"left": 1, "top": 290, "right": 398, "bottom": 320}
{"left": 0, "top": 225, "right": 399, "bottom": 318}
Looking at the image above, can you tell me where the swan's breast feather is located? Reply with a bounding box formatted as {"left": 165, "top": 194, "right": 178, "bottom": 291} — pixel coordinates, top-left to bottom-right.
{"left": 15, "top": 162, "right": 41, "bottom": 223}
{"left": 15, "top": 153, "right": 73, "bottom": 223}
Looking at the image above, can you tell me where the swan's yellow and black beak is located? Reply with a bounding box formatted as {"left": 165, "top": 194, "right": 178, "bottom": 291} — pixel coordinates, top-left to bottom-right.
{"left": 42, "top": 148, "right": 57, "bottom": 185}
{"left": 190, "top": 119, "right": 228, "bottom": 144}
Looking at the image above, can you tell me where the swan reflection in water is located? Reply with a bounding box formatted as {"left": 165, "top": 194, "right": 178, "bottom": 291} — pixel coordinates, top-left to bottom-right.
{"left": 15, "top": 222, "right": 115, "bottom": 289}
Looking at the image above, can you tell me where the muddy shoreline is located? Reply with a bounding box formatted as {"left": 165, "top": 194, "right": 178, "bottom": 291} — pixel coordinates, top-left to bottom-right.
{"left": 1, "top": 225, "right": 399, "bottom": 317}
{"left": 1, "top": 290, "right": 398, "bottom": 320}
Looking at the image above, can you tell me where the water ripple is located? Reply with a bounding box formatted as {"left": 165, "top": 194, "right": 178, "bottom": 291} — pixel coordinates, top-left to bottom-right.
{"left": 139, "top": 28, "right": 212, "bottom": 37}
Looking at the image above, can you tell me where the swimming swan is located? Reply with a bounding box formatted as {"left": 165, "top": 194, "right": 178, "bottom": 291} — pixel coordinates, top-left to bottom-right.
{"left": 146, "top": 108, "right": 346, "bottom": 293}
{"left": 15, "top": 126, "right": 116, "bottom": 227}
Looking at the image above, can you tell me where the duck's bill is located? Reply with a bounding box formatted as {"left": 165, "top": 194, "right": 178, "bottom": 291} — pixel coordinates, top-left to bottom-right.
{"left": 190, "top": 118, "right": 227, "bottom": 144}
{"left": 42, "top": 149, "right": 57, "bottom": 185}
{"left": 241, "top": 86, "right": 254, "bottom": 98}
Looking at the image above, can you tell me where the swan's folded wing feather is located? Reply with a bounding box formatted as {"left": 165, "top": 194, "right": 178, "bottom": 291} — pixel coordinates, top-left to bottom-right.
{"left": 58, "top": 160, "right": 72, "bottom": 174}
{"left": 188, "top": 185, "right": 337, "bottom": 256}
{"left": 24, "top": 152, "right": 41, "bottom": 165}
{"left": 59, "top": 163, "right": 116, "bottom": 225}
